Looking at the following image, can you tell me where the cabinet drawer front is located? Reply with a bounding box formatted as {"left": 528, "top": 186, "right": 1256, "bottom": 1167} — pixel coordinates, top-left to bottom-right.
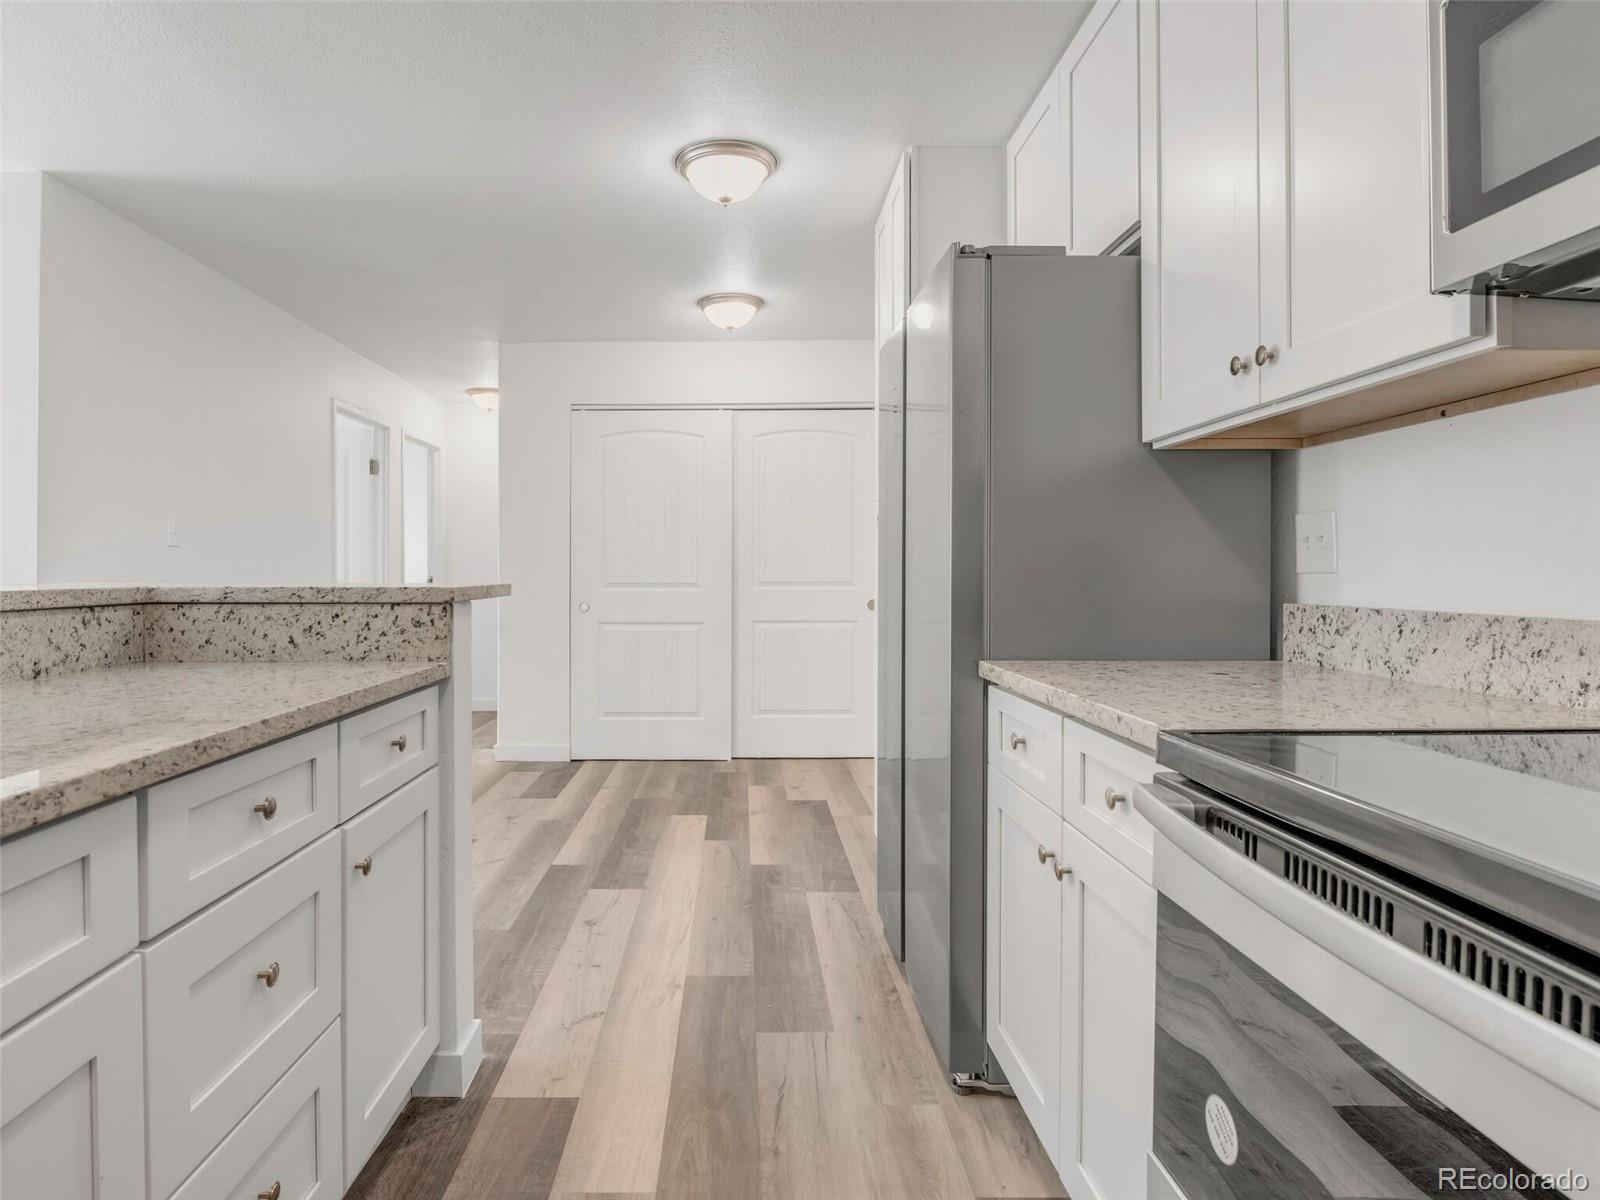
{"left": 1062, "top": 718, "right": 1156, "bottom": 882}
{"left": 988, "top": 688, "right": 1064, "bottom": 813}
{"left": 342, "top": 769, "right": 439, "bottom": 1186}
{"left": 172, "top": 1019, "right": 342, "bottom": 1200}
{"left": 142, "top": 725, "right": 339, "bottom": 938}
{"left": 339, "top": 688, "right": 439, "bottom": 821}
{"left": 0, "top": 955, "right": 146, "bottom": 1200}
{"left": 143, "top": 833, "right": 342, "bottom": 1199}
{"left": 1, "top": 796, "right": 138, "bottom": 1032}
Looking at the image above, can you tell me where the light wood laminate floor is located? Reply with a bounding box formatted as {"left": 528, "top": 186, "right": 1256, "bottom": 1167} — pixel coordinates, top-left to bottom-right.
{"left": 347, "top": 714, "right": 1066, "bottom": 1200}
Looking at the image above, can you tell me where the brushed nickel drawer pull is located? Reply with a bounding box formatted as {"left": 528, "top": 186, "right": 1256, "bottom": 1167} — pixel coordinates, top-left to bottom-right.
{"left": 355, "top": 855, "right": 373, "bottom": 877}
{"left": 1037, "top": 845, "right": 1056, "bottom": 865}
{"left": 256, "top": 961, "right": 280, "bottom": 988}
{"left": 258, "top": 1183, "right": 281, "bottom": 1200}
{"left": 252, "top": 795, "right": 278, "bottom": 819}
{"left": 390, "top": 733, "right": 408, "bottom": 752}
{"left": 1054, "top": 861, "right": 1073, "bottom": 881}
{"left": 1104, "top": 786, "right": 1126, "bottom": 810}
{"left": 1009, "top": 733, "right": 1027, "bottom": 751}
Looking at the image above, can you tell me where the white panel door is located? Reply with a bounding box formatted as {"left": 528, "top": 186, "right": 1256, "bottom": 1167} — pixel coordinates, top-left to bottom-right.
{"left": 732, "top": 409, "right": 875, "bottom": 758}
{"left": 571, "top": 409, "right": 733, "bottom": 760}
{"left": 1007, "top": 66, "right": 1066, "bottom": 245}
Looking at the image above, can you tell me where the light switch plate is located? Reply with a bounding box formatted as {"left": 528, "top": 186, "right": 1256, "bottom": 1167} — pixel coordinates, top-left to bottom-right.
{"left": 1295, "top": 510, "right": 1337, "bottom": 574}
{"left": 166, "top": 515, "right": 182, "bottom": 548}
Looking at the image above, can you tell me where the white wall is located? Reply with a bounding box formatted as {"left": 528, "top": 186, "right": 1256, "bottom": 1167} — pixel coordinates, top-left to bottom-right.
{"left": 496, "top": 338, "right": 874, "bottom": 760}
{"left": 29, "top": 174, "right": 460, "bottom": 585}
{"left": 443, "top": 402, "right": 500, "bottom": 709}
{"left": 2, "top": 173, "right": 43, "bottom": 585}
{"left": 1271, "top": 387, "right": 1600, "bottom": 625}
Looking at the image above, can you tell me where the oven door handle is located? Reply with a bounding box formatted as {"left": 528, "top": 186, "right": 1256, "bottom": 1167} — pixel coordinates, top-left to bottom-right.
{"left": 1131, "top": 780, "right": 1600, "bottom": 1110}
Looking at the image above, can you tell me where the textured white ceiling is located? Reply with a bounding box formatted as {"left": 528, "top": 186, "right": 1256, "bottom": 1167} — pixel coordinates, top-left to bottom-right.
{"left": 3, "top": 1, "right": 1091, "bottom": 402}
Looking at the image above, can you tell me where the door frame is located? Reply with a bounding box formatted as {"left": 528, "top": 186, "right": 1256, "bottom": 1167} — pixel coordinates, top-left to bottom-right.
{"left": 400, "top": 431, "right": 442, "bottom": 585}
{"left": 331, "top": 400, "right": 391, "bottom": 584}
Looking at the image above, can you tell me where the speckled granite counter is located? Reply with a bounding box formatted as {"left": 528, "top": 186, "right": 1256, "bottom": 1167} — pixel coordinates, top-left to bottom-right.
{"left": 978, "top": 660, "right": 1600, "bottom": 753}
{"left": 0, "top": 583, "right": 510, "bottom": 610}
{"left": 0, "top": 660, "right": 447, "bottom": 837}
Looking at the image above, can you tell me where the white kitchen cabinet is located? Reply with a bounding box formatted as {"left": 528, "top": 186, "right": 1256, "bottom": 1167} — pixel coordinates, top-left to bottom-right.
{"left": 1058, "top": 821, "right": 1156, "bottom": 1200}
{"left": 338, "top": 686, "right": 439, "bottom": 821}
{"left": 874, "top": 151, "right": 910, "bottom": 346}
{"left": 1006, "top": 66, "right": 1065, "bottom": 246}
{"left": 342, "top": 768, "right": 439, "bottom": 1187}
{"left": 1139, "top": 0, "right": 1261, "bottom": 440}
{"left": 984, "top": 767, "right": 1064, "bottom": 1161}
{"left": 0, "top": 955, "right": 145, "bottom": 1200}
{"left": 1063, "top": 0, "right": 1140, "bottom": 255}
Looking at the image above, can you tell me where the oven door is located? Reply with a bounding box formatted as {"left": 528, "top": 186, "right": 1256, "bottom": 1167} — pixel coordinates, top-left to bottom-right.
{"left": 1135, "top": 780, "right": 1600, "bottom": 1200}
{"left": 1431, "top": 0, "right": 1600, "bottom": 296}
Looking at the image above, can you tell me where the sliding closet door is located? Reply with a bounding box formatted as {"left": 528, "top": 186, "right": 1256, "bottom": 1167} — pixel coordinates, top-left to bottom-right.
{"left": 732, "top": 409, "right": 876, "bottom": 758}
{"left": 571, "top": 409, "right": 732, "bottom": 760}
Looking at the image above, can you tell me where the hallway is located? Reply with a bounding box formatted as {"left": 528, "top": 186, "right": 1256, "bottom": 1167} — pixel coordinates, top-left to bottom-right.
{"left": 347, "top": 716, "right": 1064, "bottom": 1199}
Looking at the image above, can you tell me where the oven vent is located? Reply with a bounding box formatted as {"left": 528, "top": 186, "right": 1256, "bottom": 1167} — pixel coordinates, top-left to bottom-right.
{"left": 1283, "top": 851, "right": 1396, "bottom": 936}
{"left": 1212, "top": 814, "right": 1259, "bottom": 860}
{"left": 1424, "top": 920, "right": 1600, "bottom": 1043}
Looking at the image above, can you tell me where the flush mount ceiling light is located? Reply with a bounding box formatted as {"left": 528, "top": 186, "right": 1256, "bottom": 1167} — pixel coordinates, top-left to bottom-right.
{"left": 674, "top": 139, "right": 778, "bottom": 206}
{"left": 466, "top": 387, "right": 499, "bottom": 412}
{"left": 698, "top": 293, "right": 764, "bottom": 332}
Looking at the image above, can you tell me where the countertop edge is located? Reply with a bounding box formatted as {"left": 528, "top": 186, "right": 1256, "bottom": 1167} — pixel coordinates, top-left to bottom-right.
{"left": 1, "top": 662, "right": 450, "bottom": 839}
{"left": 1, "top": 584, "right": 510, "bottom": 611}
{"left": 979, "top": 661, "right": 1161, "bottom": 750}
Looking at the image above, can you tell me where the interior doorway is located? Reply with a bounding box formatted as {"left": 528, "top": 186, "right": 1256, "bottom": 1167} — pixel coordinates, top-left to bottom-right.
{"left": 334, "top": 405, "right": 388, "bottom": 584}
{"left": 402, "top": 434, "right": 441, "bottom": 585}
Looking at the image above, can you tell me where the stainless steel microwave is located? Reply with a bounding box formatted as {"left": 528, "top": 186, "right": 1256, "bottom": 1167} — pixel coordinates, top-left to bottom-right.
{"left": 1430, "top": 0, "right": 1600, "bottom": 299}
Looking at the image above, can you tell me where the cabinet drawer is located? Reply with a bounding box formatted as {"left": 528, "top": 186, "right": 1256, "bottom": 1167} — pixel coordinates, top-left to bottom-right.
{"left": 1062, "top": 718, "right": 1156, "bottom": 882}
{"left": 1, "top": 796, "right": 138, "bottom": 1031}
{"left": 141, "top": 724, "right": 339, "bottom": 938}
{"left": 1, "top": 955, "right": 145, "bottom": 1200}
{"left": 342, "top": 769, "right": 439, "bottom": 1186}
{"left": 339, "top": 688, "right": 439, "bottom": 821}
{"left": 988, "top": 688, "right": 1064, "bottom": 813}
{"left": 143, "top": 832, "right": 342, "bottom": 1199}
{"left": 171, "top": 1019, "right": 343, "bottom": 1200}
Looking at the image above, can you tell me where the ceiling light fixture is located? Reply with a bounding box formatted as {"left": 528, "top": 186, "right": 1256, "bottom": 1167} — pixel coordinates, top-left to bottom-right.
{"left": 674, "top": 139, "right": 778, "bottom": 206}
{"left": 466, "top": 387, "right": 499, "bottom": 412}
{"left": 698, "top": 293, "right": 764, "bottom": 332}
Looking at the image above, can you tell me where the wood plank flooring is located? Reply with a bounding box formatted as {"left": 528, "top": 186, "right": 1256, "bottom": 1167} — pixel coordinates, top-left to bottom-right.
{"left": 347, "top": 715, "right": 1066, "bottom": 1200}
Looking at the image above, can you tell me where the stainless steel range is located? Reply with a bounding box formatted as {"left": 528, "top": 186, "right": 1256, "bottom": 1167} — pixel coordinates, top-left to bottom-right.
{"left": 1134, "top": 729, "right": 1600, "bottom": 1200}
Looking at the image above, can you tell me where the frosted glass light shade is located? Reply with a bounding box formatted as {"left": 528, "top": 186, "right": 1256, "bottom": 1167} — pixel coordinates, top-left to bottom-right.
{"left": 698, "top": 293, "right": 763, "bottom": 331}
{"left": 675, "top": 140, "right": 777, "bottom": 206}
{"left": 466, "top": 387, "right": 498, "bottom": 412}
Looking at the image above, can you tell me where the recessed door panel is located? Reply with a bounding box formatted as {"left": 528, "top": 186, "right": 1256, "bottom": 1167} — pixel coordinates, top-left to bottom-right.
{"left": 572, "top": 409, "right": 732, "bottom": 760}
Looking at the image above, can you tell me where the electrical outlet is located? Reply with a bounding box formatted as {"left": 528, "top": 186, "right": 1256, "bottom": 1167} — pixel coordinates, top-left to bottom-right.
{"left": 1295, "top": 510, "right": 1337, "bottom": 574}
{"left": 166, "top": 515, "right": 182, "bottom": 548}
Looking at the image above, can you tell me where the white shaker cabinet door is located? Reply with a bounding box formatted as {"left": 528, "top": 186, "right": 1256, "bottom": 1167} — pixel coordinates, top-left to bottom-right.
{"left": 1065, "top": 0, "right": 1140, "bottom": 255}
{"left": 1058, "top": 821, "right": 1157, "bottom": 1200}
{"left": 342, "top": 769, "right": 440, "bottom": 1188}
{"left": 1141, "top": 0, "right": 1261, "bottom": 440}
{"left": 985, "top": 767, "right": 1065, "bottom": 1165}
{"left": 570, "top": 408, "right": 733, "bottom": 760}
{"left": 0, "top": 955, "right": 145, "bottom": 1200}
{"left": 1007, "top": 65, "right": 1066, "bottom": 246}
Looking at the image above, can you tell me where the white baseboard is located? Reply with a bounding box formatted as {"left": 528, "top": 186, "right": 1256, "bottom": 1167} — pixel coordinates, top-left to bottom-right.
{"left": 414, "top": 1018, "right": 483, "bottom": 1098}
{"left": 471, "top": 698, "right": 497, "bottom": 713}
{"left": 493, "top": 741, "right": 572, "bottom": 763}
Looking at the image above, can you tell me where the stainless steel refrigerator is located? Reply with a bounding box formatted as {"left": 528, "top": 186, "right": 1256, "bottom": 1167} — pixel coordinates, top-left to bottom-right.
{"left": 877, "top": 245, "right": 1269, "bottom": 1087}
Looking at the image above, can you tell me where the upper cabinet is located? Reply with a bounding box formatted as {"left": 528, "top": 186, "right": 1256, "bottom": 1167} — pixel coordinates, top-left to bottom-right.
{"left": 1141, "top": 0, "right": 1600, "bottom": 447}
{"left": 1006, "top": 0, "right": 1140, "bottom": 255}
{"left": 874, "top": 147, "right": 1005, "bottom": 347}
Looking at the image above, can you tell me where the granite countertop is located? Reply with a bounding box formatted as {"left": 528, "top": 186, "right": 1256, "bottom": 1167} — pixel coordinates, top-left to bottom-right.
{"left": 0, "top": 660, "right": 448, "bottom": 837}
{"left": 1, "top": 583, "right": 510, "bottom": 611}
{"left": 979, "top": 660, "right": 1600, "bottom": 752}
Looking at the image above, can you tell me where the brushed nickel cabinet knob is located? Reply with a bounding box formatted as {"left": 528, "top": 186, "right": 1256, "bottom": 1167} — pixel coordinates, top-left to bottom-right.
{"left": 1229, "top": 354, "right": 1250, "bottom": 376}
{"left": 1009, "top": 733, "right": 1027, "bottom": 751}
{"left": 1037, "top": 845, "right": 1056, "bottom": 865}
{"left": 1054, "top": 862, "right": 1073, "bottom": 881}
{"left": 1104, "top": 786, "right": 1126, "bottom": 810}
{"left": 253, "top": 796, "right": 278, "bottom": 819}
{"left": 390, "top": 733, "right": 408, "bottom": 752}
{"left": 1255, "top": 344, "right": 1277, "bottom": 366}
{"left": 355, "top": 856, "right": 373, "bottom": 877}
{"left": 258, "top": 1183, "right": 281, "bottom": 1200}
{"left": 256, "top": 961, "right": 280, "bottom": 988}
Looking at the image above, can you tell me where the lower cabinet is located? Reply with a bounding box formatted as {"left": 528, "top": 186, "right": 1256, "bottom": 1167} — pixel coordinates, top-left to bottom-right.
{"left": 342, "top": 767, "right": 440, "bottom": 1187}
{"left": 171, "top": 1020, "right": 343, "bottom": 1200}
{"left": 986, "top": 722, "right": 1158, "bottom": 1198}
{"left": 0, "top": 955, "right": 145, "bottom": 1200}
